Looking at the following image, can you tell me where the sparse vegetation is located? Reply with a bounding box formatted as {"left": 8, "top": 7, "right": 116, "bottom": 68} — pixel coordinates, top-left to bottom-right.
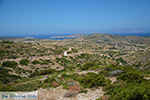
{"left": 29, "top": 69, "right": 56, "bottom": 77}
{"left": 0, "top": 33, "right": 150, "bottom": 100}
{"left": 77, "top": 72, "right": 107, "bottom": 88}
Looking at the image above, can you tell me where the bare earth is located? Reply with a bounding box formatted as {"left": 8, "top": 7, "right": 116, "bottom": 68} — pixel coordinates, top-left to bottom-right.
{"left": 38, "top": 86, "right": 105, "bottom": 100}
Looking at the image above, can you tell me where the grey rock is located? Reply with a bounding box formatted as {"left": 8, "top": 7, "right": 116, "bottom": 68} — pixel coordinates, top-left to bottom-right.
{"left": 67, "top": 83, "right": 76, "bottom": 86}
{"left": 110, "top": 70, "right": 123, "bottom": 76}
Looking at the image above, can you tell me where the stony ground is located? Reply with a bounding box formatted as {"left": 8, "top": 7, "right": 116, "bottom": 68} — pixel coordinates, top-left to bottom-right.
{"left": 38, "top": 86, "right": 105, "bottom": 100}
{"left": 37, "top": 72, "right": 117, "bottom": 100}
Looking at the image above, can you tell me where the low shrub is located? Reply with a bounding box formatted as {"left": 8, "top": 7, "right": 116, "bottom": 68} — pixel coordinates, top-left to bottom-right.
{"left": 78, "top": 72, "right": 105, "bottom": 88}
{"left": 0, "top": 67, "right": 21, "bottom": 83}
{"left": 67, "top": 51, "right": 72, "bottom": 54}
{"left": 19, "top": 59, "right": 29, "bottom": 66}
{"left": 81, "top": 62, "right": 95, "bottom": 70}
{"left": 32, "top": 60, "right": 40, "bottom": 65}
{"left": 117, "top": 72, "right": 145, "bottom": 83}
{"left": 40, "top": 60, "right": 52, "bottom": 65}
{"left": 44, "top": 77, "right": 56, "bottom": 83}
{"left": 71, "top": 48, "right": 78, "bottom": 53}
{"left": 63, "top": 85, "right": 69, "bottom": 90}
{"left": 29, "top": 69, "right": 56, "bottom": 77}
{"left": 12, "top": 82, "right": 42, "bottom": 91}
{"left": 1, "top": 40, "right": 14, "bottom": 44}
{"left": 116, "top": 57, "right": 127, "bottom": 64}
{"left": 104, "top": 81, "right": 150, "bottom": 100}
{"left": 2, "top": 61, "right": 18, "bottom": 68}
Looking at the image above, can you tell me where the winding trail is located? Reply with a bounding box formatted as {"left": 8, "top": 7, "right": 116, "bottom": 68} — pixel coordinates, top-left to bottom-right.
{"left": 64, "top": 48, "right": 72, "bottom": 56}
{"left": 64, "top": 47, "right": 92, "bottom": 57}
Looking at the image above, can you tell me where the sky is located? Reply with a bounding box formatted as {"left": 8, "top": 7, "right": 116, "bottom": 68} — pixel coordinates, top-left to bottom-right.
{"left": 0, "top": 0, "right": 150, "bottom": 36}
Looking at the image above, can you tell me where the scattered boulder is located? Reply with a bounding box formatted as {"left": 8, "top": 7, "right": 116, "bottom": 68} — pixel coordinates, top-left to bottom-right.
{"left": 69, "top": 86, "right": 80, "bottom": 93}
{"left": 63, "top": 86, "right": 80, "bottom": 98}
{"left": 63, "top": 91, "right": 78, "bottom": 98}
{"left": 110, "top": 70, "right": 123, "bottom": 76}
{"left": 67, "top": 82, "right": 80, "bottom": 86}
{"left": 67, "top": 83, "right": 76, "bottom": 86}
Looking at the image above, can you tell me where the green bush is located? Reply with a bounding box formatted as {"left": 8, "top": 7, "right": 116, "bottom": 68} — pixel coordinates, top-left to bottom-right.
{"left": 32, "top": 60, "right": 40, "bottom": 64}
{"left": 112, "top": 84, "right": 150, "bottom": 100}
{"left": 62, "top": 47, "right": 69, "bottom": 50}
{"left": 40, "top": 60, "right": 52, "bottom": 65}
{"left": 0, "top": 67, "right": 21, "bottom": 83}
{"left": 78, "top": 72, "right": 105, "bottom": 88}
{"left": 90, "top": 66, "right": 101, "bottom": 70}
{"left": 38, "top": 69, "right": 56, "bottom": 75}
{"left": 61, "top": 73, "right": 79, "bottom": 80}
{"left": 104, "top": 64, "right": 119, "bottom": 71}
{"left": 0, "top": 84, "right": 13, "bottom": 91}
{"left": 104, "top": 80, "right": 150, "bottom": 100}
{"left": 71, "top": 48, "right": 78, "bottom": 53}
{"left": 29, "top": 69, "right": 56, "bottom": 77}
{"left": 116, "top": 57, "right": 127, "bottom": 64}
{"left": 62, "top": 85, "right": 69, "bottom": 90}
{"left": 67, "top": 51, "right": 72, "bottom": 54}
{"left": 2, "top": 61, "right": 18, "bottom": 68}
{"left": 109, "top": 46, "right": 117, "bottom": 50}
{"left": 54, "top": 49, "right": 63, "bottom": 54}
{"left": 117, "top": 72, "right": 145, "bottom": 83}
{"left": 1, "top": 40, "right": 14, "bottom": 44}
{"left": 12, "top": 82, "right": 42, "bottom": 91}
{"left": 81, "top": 62, "right": 95, "bottom": 70}
{"left": 0, "top": 67, "right": 10, "bottom": 83}
{"left": 99, "top": 70, "right": 110, "bottom": 77}
{"left": 44, "top": 77, "right": 56, "bottom": 83}
{"left": 120, "top": 66, "right": 133, "bottom": 73}
{"left": 19, "top": 59, "right": 29, "bottom": 66}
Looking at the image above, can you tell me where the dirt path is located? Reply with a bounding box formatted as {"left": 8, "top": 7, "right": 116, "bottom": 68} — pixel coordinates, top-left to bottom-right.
{"left": 64, "top": 48, "right": 72, "bottom": 56}
{"left": 105, "top": 77, "right": 117, "bottom": 84}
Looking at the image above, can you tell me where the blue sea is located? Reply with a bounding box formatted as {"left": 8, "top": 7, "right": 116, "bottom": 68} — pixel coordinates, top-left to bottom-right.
{"left": 0, "top": 33, "right": 150, "bottom": 40}
{"left": 108, "top": 33, "right": 150, "bottom": 37}
{"left": 23, "top": 33, "right": 150, "bottom": 40}
{"left": 14, "top": 33, "right": 76, "bottom": 40}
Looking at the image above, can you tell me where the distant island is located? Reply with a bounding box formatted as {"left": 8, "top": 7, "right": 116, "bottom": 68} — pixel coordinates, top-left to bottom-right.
{"left": 50, "top": 33, "right": 86, "bottom": 39}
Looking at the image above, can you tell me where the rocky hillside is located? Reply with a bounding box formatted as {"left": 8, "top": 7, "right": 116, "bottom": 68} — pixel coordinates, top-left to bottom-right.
{"left": 0, "top": 34, "right": 150, "bottom": 100}
{"left": 84, "top": 33, "right": 150, "bottom": 45}
{"left": 83, "top": 33, "right": 150, "bottom": 51}
{"left": 125, "top": 49, "right": 150, "bottom": 72}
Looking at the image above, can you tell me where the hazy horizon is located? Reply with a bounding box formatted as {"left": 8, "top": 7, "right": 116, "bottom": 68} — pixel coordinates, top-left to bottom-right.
{"left": 0, "top": 0, "right": 150, "bottom": 36}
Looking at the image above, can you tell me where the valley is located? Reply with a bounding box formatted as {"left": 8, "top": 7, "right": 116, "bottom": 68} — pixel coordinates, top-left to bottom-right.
{"left": 0, "top": 33, "right": 150, "bottom": 100}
